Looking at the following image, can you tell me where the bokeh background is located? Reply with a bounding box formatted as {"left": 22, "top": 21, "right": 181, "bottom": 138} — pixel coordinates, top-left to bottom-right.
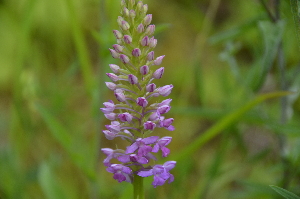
{"left": 1, "top": 0, "right": 300, "bottom": 198}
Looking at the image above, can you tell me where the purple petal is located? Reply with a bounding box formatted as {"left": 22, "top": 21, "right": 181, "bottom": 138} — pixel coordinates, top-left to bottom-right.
{"left": 117, "top": 155, "right": 130, "bottom": 163}
{"left": 137, "top": 157, "right": 148, "bottom": 164}
{"left": 166, "top": 125, "right": 175, "bottom": 131}
{"left": 114, "top": 173, "right": 126, "bottom": 183}
{"left": 142, "top": 136, "right": 159, "bottom": 144}
{"left": 138, "top": 169, "right": 153, "bottom": 177}
{"left": 126, "top": 142, "right": 139, "bottom": 153}
{"left": 163, "top": 161, "right": 176, "bottom": 171}
{"left": 152, "top": 143, "right": 159, "bottom": 153}
{"left": 161, "top": 147, "right": 170, "bottom": 157}
{"left": 152, "top": 176, "right": 166, "bottom": 187}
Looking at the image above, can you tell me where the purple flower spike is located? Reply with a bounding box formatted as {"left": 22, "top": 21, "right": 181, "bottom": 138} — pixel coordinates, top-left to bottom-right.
{"left": 157, "top": 105, "right": 171, "bottom": 114}
{"left": 141, "top": 36, "right": 149, "bottom": 46}
{"left": 132, "top": 48, "right": 141, "bottom": 57}
{"left": 137, "top": 23, "right": 144, "bottom": 33}
{"left": 118, "top": 112, "right": 133, "bottom": 122}
{"left": 153, "top": 55, "right": 165, "bottom": 65}
{"left": 109, "top": 64, "right": 120, "bottom": 73}
{"left": 128, "top": 74, "right": 138, "bottom": 84}
{"left": 158, "top": 84, "right": 173, "bottom": 96}
{"left": 143, "top": 14, "right": 152, "bottom": 25}
{"left": 136, "top": 97, "right": 148, "bottom": 107}
{"left": 147, "top": 51, "right": 154, "bottom": 61}
{"left": 153, "top": 67, "right": 164, "bottom": 79}
{"left": 123, "top": 35, "right": 132, "bottom": 44}
{"left": 113, "top": 44, "right": 124, "bottom": 53}
{"left": 109, "top": 48, "right": 119, "bottom": 59}
{"left": 120, "top": 54, "right": 130, "bottom": 64}
{"left": 140, "top": 65, "right": 149, "bottom": 75}
{"left": 106, "top": 73, "right": 119, "bottom": 82}
{"left": 115, "top": 91, "right": 126, "bottom": 102}
{"left": 113, "top": 30, "right": 123, "bottom": 39}
{"left": 107, "top": 164, "right": 132, "bottom": 183}
{"left": 146, "top": 83, "right": 156, "bottom": 92}
{"left": 144, "top": 121, "right": 156, "bottom": 130}
{"left": 105, "top": 82, "right": 117, "bottom": 91}
{"left": 152, "top": 136, "right": 172, "bottom": 157}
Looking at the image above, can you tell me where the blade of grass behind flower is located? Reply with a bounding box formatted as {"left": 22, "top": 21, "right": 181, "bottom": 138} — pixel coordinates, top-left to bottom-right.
{"left": 270, "top": 185, "right": 300, "bottom": 199}
{"left": 173, "top": 91, "right": 291, "bottom": 161}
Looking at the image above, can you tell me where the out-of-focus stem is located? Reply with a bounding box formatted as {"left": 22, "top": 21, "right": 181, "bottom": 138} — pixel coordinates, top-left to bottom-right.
{"left": 133, "top": 174, "right": 144, "bottom": 199}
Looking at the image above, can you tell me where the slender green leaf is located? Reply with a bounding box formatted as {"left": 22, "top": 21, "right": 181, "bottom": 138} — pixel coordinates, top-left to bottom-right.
{"left": 270, "top": 185, "right": 300, "bottom": 199}
{"left": 173, "top": 91, "right": 291, "bottom": 161}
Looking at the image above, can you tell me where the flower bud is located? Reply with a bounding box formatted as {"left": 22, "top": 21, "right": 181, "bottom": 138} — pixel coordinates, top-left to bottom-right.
{"left": 136, "top": 1, "right": 143, "bottom": 12}
{"left": 102, "top": 130, "right": 116, "bottom": 140}
{"left": 117, "top": 16, "right": 124, "bottom": 26}
{"left": 129, "top": 10, "right": 136, "bottom": 18}
{"left": 109, "top": 64, "right": 120, "bottom": 73}
{"left": 104, "top": 113, "right": 117, "bottom": 120}
{"left": 123, "top": 35, "right": 132, "bottom": 44}
{"left": 154, "top": 55, "right": 165, "bottom": 65}
{"left": 118, "top": 112, "right": 133, "bottom": 122}
{"left": 123, "top": 7, "right": 129, "bottom": 17}
{"left": 121, "top": 0, "right": 126, "bottom": 6}
{"left": 115, "top": 91, "right": 126, "bottom": 102}
{"left": 130, "top": 0, "right": 135, "bottom": 6}
{"left": 137, "top": 24, "right": 144, "bottom": 33}
{"left": 128, "top": 74, "right": 138, "bottom": 84}
{"left": 105, "top": 82, "right": 117, "bottom": 90}
{"left": 147, "top": 51, "right": 154, "bottom": 61}
{"left": 143, "top": 4, "right": 148, "bottom": 14}
{"left": 145, "top": 25, "right": 155, "bottom": 35}
{"left": 106, "top": 73, "right": 119, "bottom": 82}
{"left": 120, "top": 54, "right": 130, "bottom": 64}
{"left": 153, "top": 67, "right": 164, "bottom": 79}
{"left": 109, "top": 49, "right": 119, "bottom": 59}
{"left": 161, "top": 118, "right": 174, "bottom": 128}
{"left": 143, "top": 14, "right": 152, "bottom": 25}
{"left": 136, "top": 97, "right": 148, "bottom": 107}
{"left": 158, "top": 85, "right": 173, "bottom": 96}
{"left": 157, "top": 105, "right": 171, "bottom": 114}
{"left": 140, "top": 65, "right": 149, "bottom": 75}
{"left": 112, "top": 44, "right": 124, "bottom": 53}
{"left": 113, "top": 30, "right": 123, "bottom": 39}
{"left": 144, "top": 121, "right": 156, "bottom": 130}
{"left": 140, "top": 36, "right": 149, "bottom": 46}
{"left": 149, "top": 111, "right": 160, "bottom": 121}
{"left": 121, "top": 20, "right": 130, "bottom": 31}
{"left": 132, "top": 48, "right": 141, "bottom": 57}
{"left": 159, "top": 99, "right": 172, "bottom": 106}
{"left": 149, "top": 37, "right": 157, "bottom": 48}
{"left": 146, "top": 83, "right": 156, "bottom": 92}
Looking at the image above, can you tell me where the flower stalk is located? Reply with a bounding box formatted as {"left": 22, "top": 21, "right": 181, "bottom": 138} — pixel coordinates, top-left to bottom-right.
{"left": 101, "top": 0, "right": 176, "bottom": 197}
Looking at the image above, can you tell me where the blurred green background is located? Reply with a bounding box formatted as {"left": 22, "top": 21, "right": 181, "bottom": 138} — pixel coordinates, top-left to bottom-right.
{"left": 1, "top": 0, "right": 300, "bottom": 198}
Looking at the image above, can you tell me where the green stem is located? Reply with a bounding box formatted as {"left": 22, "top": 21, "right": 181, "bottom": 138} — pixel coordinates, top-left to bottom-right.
{"left": 133, "top": 174, "right": 144, "bottom": 199}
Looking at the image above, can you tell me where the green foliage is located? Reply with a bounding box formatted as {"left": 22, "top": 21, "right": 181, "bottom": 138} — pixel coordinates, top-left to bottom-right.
{"left": 270, "top": 185, "right": 300, "bottom": 199}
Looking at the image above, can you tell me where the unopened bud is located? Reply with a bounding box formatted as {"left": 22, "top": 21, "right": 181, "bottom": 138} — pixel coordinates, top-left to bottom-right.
{"left": 105, "top": 82, "right": 117, "bottom": 90}
{"left": 146, "top": 83, "right": 156, "bottom": 92}
{"left": 109, "top": 49, "right": 119, "bottom": 59}
{"left": 117, "top": 16, "right": 124, "bottom": 26}
{"left": 158, "top": 85, "right": 173, "bottom": 96}
{"left": 149, "top": 37, "right": 157, "bottom": 48}
{"left": 112, "top": 44, "right": 124, "bottom": 53}
{"left": 153, "top": 67, "right": 164, "bottom": 79}
{"left": 120, "top": 54, "right": 130, "bottom": 64}
{"left": 136, "top": 1, "right": 143, "bottom": 12}
{"left": 129, "top": 10, "right": 136, "bottom": 18}
{"left": 136, "top": 97, "right": 148, "bottom": 107}
{"left": 121, "top": 20, "right": 130, "bottom": 31}
{"left": 123, "top": 35, "right": 132, "bottom": 44}
{"left": 123, "top": 7, "right": 129, "bottom": 17}
{"left": 132, "top": 48, "right": 141, "bottom": 57}
{"left": 118, "top": 112, "right": 133, "bottom": 122}
{"left": 145, "top": 25, "right": 155, "bottom": 35}
{"left": 115, "top": 91, "right": 126, "bottom": 102}
{"left": 144, "top": 121, "right": 156, "bottom": 130}
{"left": 106, "top": 73, "right": 119, "bottom": 82}
{"left": 109, "top": 64, "right": 120, "bottom": 73}
{"left": 140, "top": 36, "right": 149, "bottom": 46}
{"left": 128, "top": 74, "right": 138, "bottom": 84}
{"left": 121, "top": 0, "right": 126, "bottom": 7}
{"left": 143, "top": 14, "right": 152, "bottom": 25}
{"left": 137, "top": 23, "right": 144, "bottom": 33}
{"left": 153, "top": 55, "right": 165, "bottom": 65}
{"left": 140, "top": 65, "right": 149, "bottom": 75}
{"left": 147, "top": 51, "right": 154, "bottom": 61}
{"left": 143, "top": 4, "right": 148, "bottom": 14}
{"left": 104, "top": 113, "right": 117, "bottom": 120}
{"left": 113, "top": 30, "right": 123, "bottom": 39}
